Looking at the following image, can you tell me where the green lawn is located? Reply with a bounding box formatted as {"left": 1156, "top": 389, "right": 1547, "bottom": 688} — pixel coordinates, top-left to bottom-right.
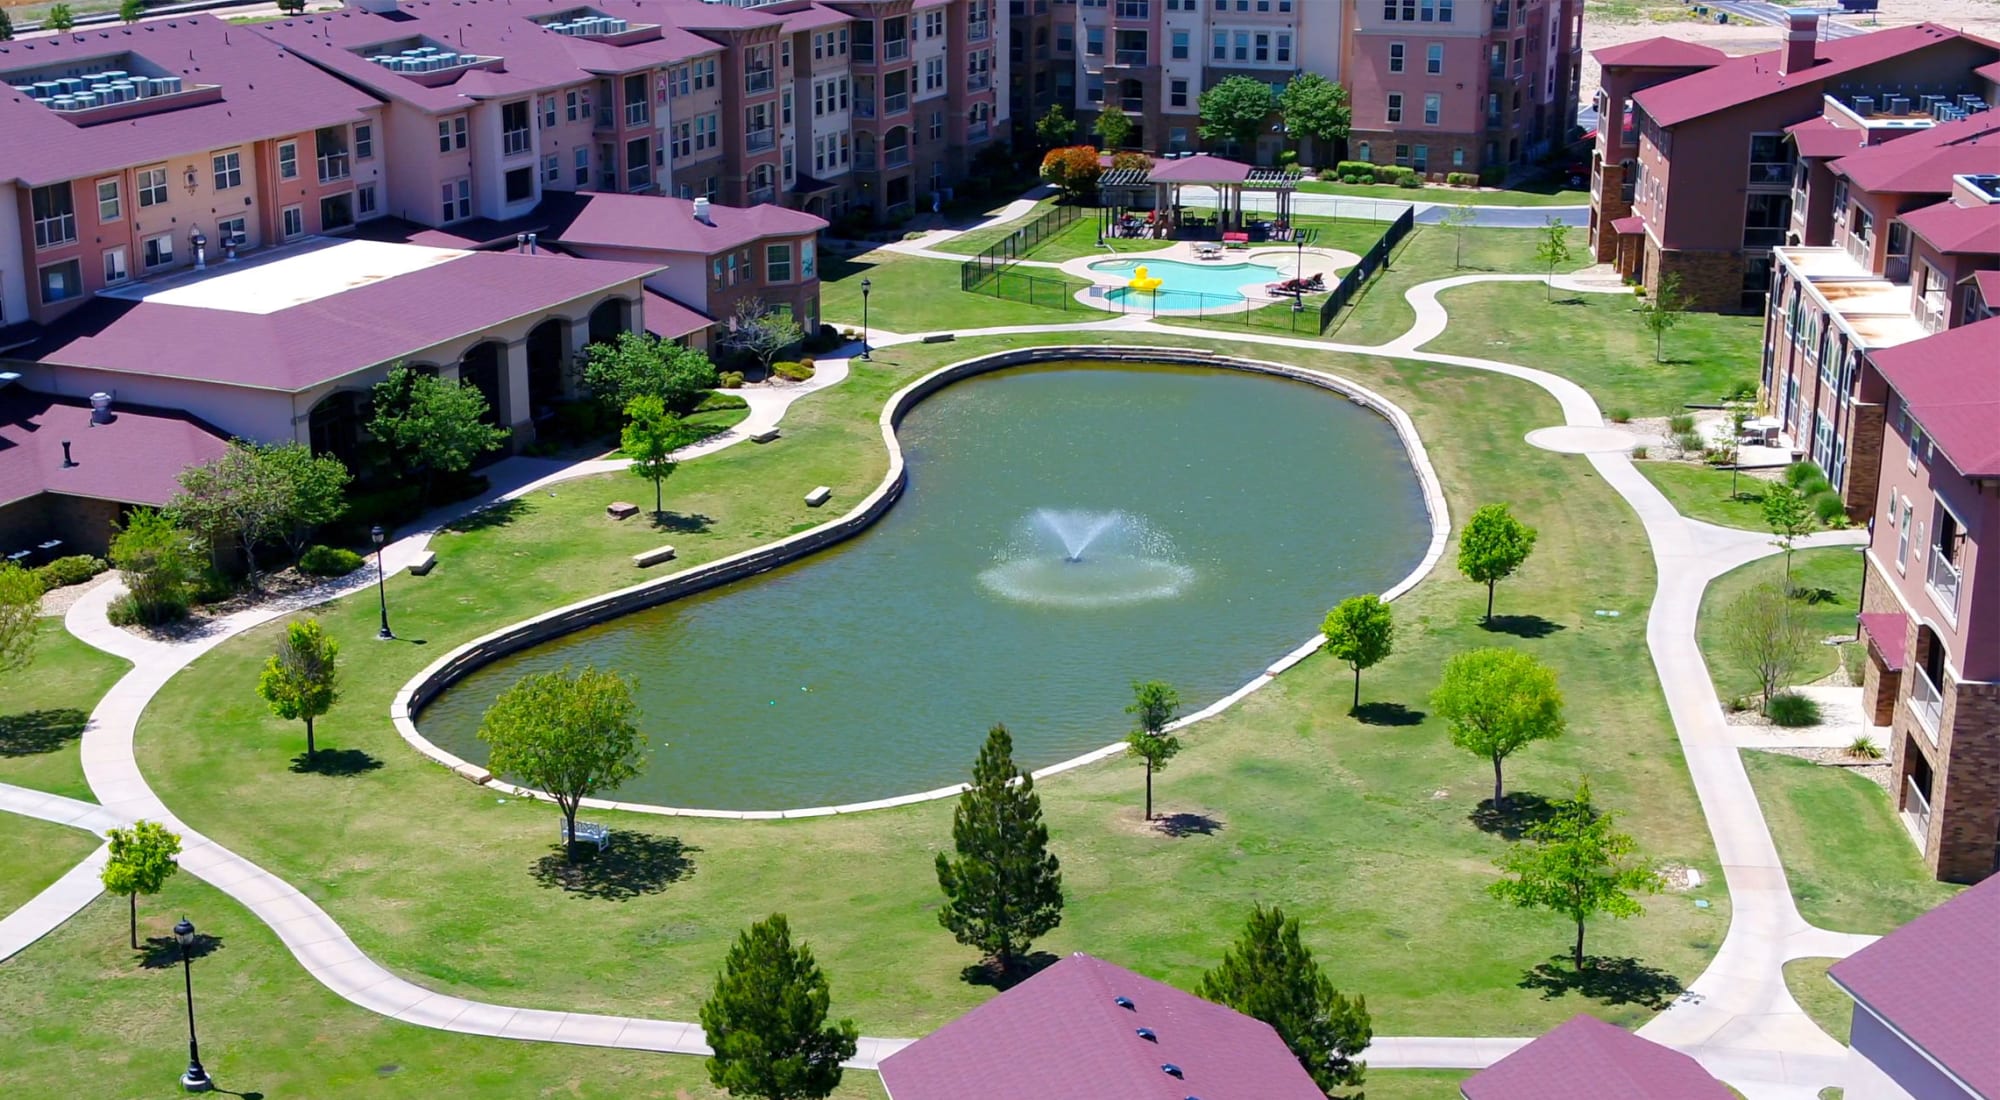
{"left": 1368, "top": 1069, "right": 1477, "bottom": 1098}
{"left": 1324, "top": 226, "right": 1544, "bottom": 346}
{"left": 1640, "top": 463, "right": 1785, "bottom": 531}
{"left": 819, "top": 250, "right": 1091, "bottom": 333}
{"left": 0, "top": 874, "right": 888, "bottom": 1100}
{"left": 126, "top": 330, "right": 1725, "bottom": 1043}
{"left": 1697, "top": 547, "right": 1863, "bottom": 702}
{"left": 1298, "top": 180, "right": 1589, "bottom": 207}
{"left": 931, "top": 197, "right": 1062, "bottom": 254}
{"left": 0, "top": 815, "right": 100, "bottom": 917}
{"left": 931, "top": 206, "right": 1173, "bottom": 262}
{"left": 1743, "top": 751, "right": 1961, "bottom": 933}
{"left": 1419, "top": 282, "right": 1763, "bottom": 414}
{"left": 1784, "top": 958, "right": 1852, "bottom": 1045}
{"left": 0, "top": 617, "right": 132, "bottom": 801}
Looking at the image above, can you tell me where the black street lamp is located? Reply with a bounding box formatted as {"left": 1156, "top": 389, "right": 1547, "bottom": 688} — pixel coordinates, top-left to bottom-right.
{"left": 859, "top": 277, "right": 872, "bottom": 360}
{"left": 371, "top": 525, "right": 393, "bottom": 640}
{"left": 1294, "top": 233, "right": 1307, "bottom": 314}
{"left": 174, "top": 917, "right": 210, "bottom": 1093}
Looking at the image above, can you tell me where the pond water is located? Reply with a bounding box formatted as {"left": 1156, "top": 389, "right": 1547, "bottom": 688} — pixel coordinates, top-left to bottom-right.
{"left": 416, "top": 361, "right": 1430, "bottom": 809}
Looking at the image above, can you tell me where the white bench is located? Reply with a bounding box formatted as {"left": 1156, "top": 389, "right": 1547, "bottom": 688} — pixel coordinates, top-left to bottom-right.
{"left": 632, "top": 545, "right": 677, "bottom": 568}
{"left": 408, "top": 550, "right": 438, "bottom": 576}
{"left": 561, "top": 820, "right": 610, "bottom": 851}
{"left": 805, "top": 486, "right": 832, "bottom": 507}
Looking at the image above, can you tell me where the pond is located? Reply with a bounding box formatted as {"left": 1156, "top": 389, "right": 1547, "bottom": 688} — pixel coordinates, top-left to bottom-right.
{"left": 416, "top": 361, "right": 1431, "bottom": 810}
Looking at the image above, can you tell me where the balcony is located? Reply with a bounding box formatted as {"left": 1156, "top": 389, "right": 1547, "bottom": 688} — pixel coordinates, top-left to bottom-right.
{"left": 968, "top": 71, "right": 991, "bottom": 92}
{"left": 855, "top": 150, "right": 878, "bottom": 171}
{"left": 33, "top": 213, "right": 76, "bottom": 250}
{"left": 1115, "top": 49, "right": 1149, "bottom": 66}
{"left": 1927, "top": 551, "right": 1962, "bottom": 622}
{"left": 854, "top": 97, "right": 877, "bottom": 119}
{"left": 853, "top": 42, "right": 874, "bottom": 62}
{"left": 884, "top": 38, "right": 908, "bottom": 62}
{"left": 317, "top": 153, "right": 351, "bottom": 183}
{"left": 968, "top": 119, "right": 990, "bottom": 143}
{"left": 969, "top": 18, "right": 990, "bottom": 40}
{"left": 885, "top": 145, "right": 910, "bottom": 168}
{"left": 749, "top": 185, "right": 776, "bottom": 204}
{"left": 628, "top": 164, "right": 652, "bottom": 190}
{"left": 747, "top": 127, "right": 776, "bottom": 152}
{"left": 746, "top": 68, "right": 774, "bottom": 94}
{"left": 1114, "top": 0, "right": 1148, "bottom": 16}
{"left": 597, "top": 108, "right": 615, "bottom": 129}
{"left": 1904, "top": 775, "right": 1932, "bottom": 843}
{"left": 503, "top": 129, "right": 532, "bottom": 157}
{"left": 1910, "top": 663, "right": 1944, "bottom": 741}
{"left": 883, "top": 91, "right": 909, "bottom": 115}
{"left": 1120, "top": 96, "right": 1144, "bottom": 112}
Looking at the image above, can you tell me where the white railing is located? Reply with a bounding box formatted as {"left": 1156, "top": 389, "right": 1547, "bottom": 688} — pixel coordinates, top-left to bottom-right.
{"left": 968, "top": 18, "right": 990, "bottom": 39}
{"left": 34, "top": 212, "right": 76, "bottom": 249}
{"left": 625, "top": 101, "right": 649, "bottom": 127}
{"left": 1904, "top": 775, "right": 1932, "bottom": 841}
{"left": 1910, "top": 663, "right": 1944, "bottom": 740}
{"left": 884, "top": 145, "right": 909, "bottom": 167}
{"left": 503, "top": 129, "right": 532, "bottom": 157}
{"left": 748, "top": 185, "right": 776, "bottom": 204}
{"left": 854, "top": 98, "right": 877, "bottom": 119}
{"left": 1927, "top": 552, "right": 1962, "bottom": 622}
{"left": 884, "top": 38, "right": 908, "bottom": 61}
{"left": 855, "top": 150, "right": 878, "bottom": 171}
{"left": 747, "top": 127, "right": 776, "bottom": 152}
{"left": 968, "top": 71, "right": 991, "bottom": 92}
{"left": 968, "top": 119, "right": 989, "bottom": 143}
{"left": 883, "top": 92, "right": 908, "bottom": 114}
{"left": 318, "top": 153, "right": 351, "bottom": 182}
{"left": 746, "top": 68, "right": 774, "bottom": 94}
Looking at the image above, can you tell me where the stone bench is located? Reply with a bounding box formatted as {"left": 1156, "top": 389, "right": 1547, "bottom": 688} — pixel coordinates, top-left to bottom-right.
{"left": 922, "top": 333, "right": 956, "bottom": 344}
{"left": 805, "top": 486, "right": 832, "bottom": 507}
{"left": 407, "top": 550, "right": 438, "bottom": 576}
{"left": 633, "top": 545, "right": 677, "bottom": 568}
{"left": 750, "top": 428, "right": 781, "bottom": 444}
{"left": 451, "top": 762, "right": 492, "bottom": 785}
{"left": 607, "top": 501, "right": 639, "bottom": 520}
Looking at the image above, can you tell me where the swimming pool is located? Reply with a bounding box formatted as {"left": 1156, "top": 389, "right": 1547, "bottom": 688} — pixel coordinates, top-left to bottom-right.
{"left": 1089, "top": 256, "right": 1287, "bottom": 311}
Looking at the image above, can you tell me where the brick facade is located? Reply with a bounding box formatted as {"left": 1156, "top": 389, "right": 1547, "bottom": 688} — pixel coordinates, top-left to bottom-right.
{"left": 1591, "top": 161, "right": 1631, "bottom": 263}
{"left": 1842, "top": 401, "right": 1887, "bottom": 519}
{"left": 1859, "top": 561, "right": 1903, "bottom": 727}
{"left": 1645, "top": 239, "right": 1744, "bottom": 311}
{"left": 1931, "top": 679, "right": 2000, "bottom": 883}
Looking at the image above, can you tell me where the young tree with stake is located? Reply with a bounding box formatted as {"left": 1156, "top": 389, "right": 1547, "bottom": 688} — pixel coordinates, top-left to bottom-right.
{"left": 478, "top": 665, "right": 644, "bottom": 862}
{"left": 1490, "top": 779, "right": 1664, "bottom": 970}
{"left": 1637, "top": 273, "right": 1688, "bottom": 363}
{"left": 1534, "top": 216, "right": 1572, "bottom": 301}
{"left": 101, "top": 820, "right": 181, "bottom": 949}
{"left": 1322, "top": 594, "right": 1394, "bottom": 712}
{"left": 1124, "top": 680, "right": 1181, "bottom": 820}
{"left": 621, "top": 395, "right": 688, "bottom": 519}
{"left": 1762, "top": 482, "right": 1813, "bottom": 582}
{"left": 1431, "top": 647, "right": 1565, "bottom": 812}
{"left": 1722, "top": 581, "right": 1814, "bottom": 714}
{"left": 1438, "top": 203, "right": 1477, "bottom": 268}
{"left": 256, "top": 617, "right": 340, "bottom": 762}
{"left": 700, "top": 913, "right": 860, "bottom": 1100}
{"left": 1457, "top": 503, "right": 1538, "bottom": 622}
{"left": 935, "top": 725, "right": 1063, "bottom": 975}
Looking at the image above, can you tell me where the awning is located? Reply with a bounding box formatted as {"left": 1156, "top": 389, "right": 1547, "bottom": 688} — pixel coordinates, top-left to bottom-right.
{"left": 790, "top": 173, "right": 840, "bottom": 195}
{"left": 642, "top": 289, "right": 716, "bottom": 341}
{"left": 1610, "top": 215, "right": 1645, "bottom": 235}
{"left": 1859, "top": 611, "right": 1909, "bottom": 671}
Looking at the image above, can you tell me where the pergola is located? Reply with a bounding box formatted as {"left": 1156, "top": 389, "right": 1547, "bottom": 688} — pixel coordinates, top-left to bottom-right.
{"left": 1098, "top": 155, "right": 1305, "bottom": 235}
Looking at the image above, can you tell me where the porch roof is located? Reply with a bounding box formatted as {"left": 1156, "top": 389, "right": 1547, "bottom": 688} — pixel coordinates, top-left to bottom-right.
{"left": 1858, "top": 611, "right": 1908, "bottom": 671}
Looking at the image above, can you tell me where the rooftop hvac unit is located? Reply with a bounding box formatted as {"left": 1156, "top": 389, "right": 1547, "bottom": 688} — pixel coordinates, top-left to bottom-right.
{"left": 1851, "top": 94, "right": 1875, "bottom": 114}
{"left": 1887, "top": 96, "right": 1909, "bottom": 114}
{"left": 102, "top": 69, "right": 127, "bottom": 81}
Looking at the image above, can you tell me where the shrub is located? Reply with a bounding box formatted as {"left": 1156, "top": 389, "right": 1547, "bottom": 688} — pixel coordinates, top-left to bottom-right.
{"left": 1674, "top": 431, "right": 1705, "bottom": 456}
{"left": 1724, "top": 380, "right": 1759, "bottom": 402}
{"left": 1631, "top": 444, "right": 1650, "bottom": 460}
{"left": 1812, "top": 492, "right": 1847, "bottom": 525}
{"left": 718, "top": 370, "right": 746, "bottom": 389}
{"left": 772, "top": 360, "right": 815, "bottom": 382}
{"left": 1848, "top": 733, "right": 1884, "bottom": 760}
{"left": 1667, "top": 413, "right": 1697, "bottom": 435}
{"left": 297, "top": 545, "right": 365, "bottom": 576}
{"left": 34, "top": 554, "right": 107, "bottom": 589}
{"left": 1478, "top": 166, "right": 1506, "bottom": 186}
{"left": 1396, "top": 174, "right": 1422, "bottom": 188}
{"left": 1335, "top": 160, "right": 1377, "bottom": 179}
{"left": 1766, "top": 692, "right": 1822, "bottom": 728}
{"left": 1609, "top": 408, "right": 1632, "bottom": 424}
{"left": 1445, "top": 171, "right": 1479, "bottom": 187}
{"left": 108, "top": 509, "right": 196, "bottom": 625}
{"left": 1703, "top": 445, "right": 1737, "bottom": 466}
{"left": 1725, "top": 695, "right": 1752, "bottom": 713}
{"left": 1784, "top": 461, "right": 1827, "bottom": 490}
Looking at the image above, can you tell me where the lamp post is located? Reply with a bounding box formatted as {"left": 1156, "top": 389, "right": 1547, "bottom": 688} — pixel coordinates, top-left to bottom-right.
{"left": 371, "top": 525, "right": 393, "bottom": 640}
{"left": 174, "top": 917, "right": 210, "bottom": 1093}
{"left": 859, "top": 277, "right": 872, "bottom": 360}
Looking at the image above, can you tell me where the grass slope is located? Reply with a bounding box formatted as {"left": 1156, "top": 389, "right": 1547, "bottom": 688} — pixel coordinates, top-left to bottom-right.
{"left": 1697, "top": 547, "right": 1863, "bottom": 701}
{"left": 0, "top": 815, "right": 100, "bottom": 916}
{"left": 0, "top": 617, "right": 132, "bottom": 800}
{"left": 1784, "top": 958, "right": 1852, "bottom": 1045}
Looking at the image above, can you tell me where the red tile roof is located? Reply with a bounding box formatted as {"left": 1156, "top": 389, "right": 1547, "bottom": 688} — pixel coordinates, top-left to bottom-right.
{"left": 1634, "top": 23, "right": 1996, "bottom": 130}
{"left": 1591, "top": 36, "right": 1727, "bottom": 70}
{"left": 540, "top": 191, "right": 827, "bottom": 253}
{"left": 0, "top": 388, "right": 228, "bottom": 509}
{"left": 876, "top": 953, "right": 1327, "bottom": 1100}
{"left": 1460, "top": 1016, "right": 1732, "bottom": 1100}
{"left": 1610, "top": 214, "right": 1645, "bottom": 235}
{"left": 777, "top": 3, "right": 852, "bottom": 31}
{"left": 1867, "top": 316, "right": 2000, "bottom": 477}
{"left": 1147, "top": 155, "right": 1256, "bottom": 184}
{"left": 1858, "top": 611, "right": 1908, "bottom": 670}
{"left": 641, "top": 289, "right": 713, "bottom": 339}
{"left": 0, "top": 16, "right": 382, "bottom": 187}
{"left": 1829, "top": 114, "right": 2000, "bottom": 194}
{"left": 1786, "top": 116, "right": 1871, "bottom": 160}
{"left": 1973, "top": 269, "right": 2000, "bottom": 308}
{"left": 26, "top": 249, "right": 658, "bottom": 393}
{"left": 1898, "top": 199, "right": 2000, "bottom": 256}
{"left": 1830, "top": 877, "right": 2000, "bottom": 1096}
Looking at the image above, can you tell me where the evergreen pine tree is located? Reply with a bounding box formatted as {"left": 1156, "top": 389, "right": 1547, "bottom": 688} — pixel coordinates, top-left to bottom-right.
{"left": 1198, "top": 904, "right": 1372, "bottom": 1093}
{"left": 934, "top": 725, "right": 1064, "bottom": 975}
{"left": 700, "top": 914, "right": 859, "bottom": 1100}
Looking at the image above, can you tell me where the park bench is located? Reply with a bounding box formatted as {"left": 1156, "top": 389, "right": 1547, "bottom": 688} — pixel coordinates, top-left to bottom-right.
{"left": 561, "top": 820, "right": 610, "bottom": 852}
{"left": 633, "top": 545, "right": 677, "bottom": 568}
{"left": 408, "top": 550, "right": 438, "bottom": 576}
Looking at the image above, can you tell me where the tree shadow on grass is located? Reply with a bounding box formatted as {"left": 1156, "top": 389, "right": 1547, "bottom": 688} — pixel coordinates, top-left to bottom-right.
{"left": 136, "top": 932, "right": 225, "bottom": 970}
{"left": 1352, "top": 701, "right": 1425, "bottom": 727}
{"left": 648, "top": 511, "right": 714, "bottom": 534}
{"left": 1153, "top": 812, "right": 1225, "bottom": 838}
{"left": 288, "top": 748, "right": 384, "bottom": 777}
{"left": 0, "top": 708, "right": 88, "bottom": 757}
{"left": 1519, "top": 954, "right": 1684, "bottom": 1010}
{"left": 1481, "top": 614, "right": 1566, "bottom": 639}
{"left": 530, "top": 833, "right": 698, "bottom": 901}
{"left": 1468, "top": 792, "right": 1562, "bottom": 842}
{"left": 960, "top": 950, "right": 1059, "bottom": 992}
{"left": 444, "top": 497, "right": 532, "bottom": 534}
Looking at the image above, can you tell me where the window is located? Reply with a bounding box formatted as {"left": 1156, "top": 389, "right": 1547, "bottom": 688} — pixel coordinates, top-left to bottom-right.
{"left": 1424, "top": 93, "right": 1440, "bottom": 125}
{"left": 1413, "top": 144, "right": 1429, "bottom": 172}
{"left": 1357, "top": 140, "right": 1370, "bottom": 161}
{"left": 924, "top": 56, "right": 944, "bottom": 91}
{"left": 505, "top": 166, "right": 534, "bottom": 203}
{"left": 502, "top": 101, "right": 532, "bottom": 157}
{"left": 96, "top": 178, "right": 121, "bottom": 223}
{"left": 439, "top": 116, "right": 468, "bottom": 152}
{"left": 574, "top": 147, "right": 590, "bottom": 185}
{"left": 1254, "top": 32, "right": 1270, "bottom": 62}
{"left": 767, "top": 242, "right": 793, "bottom": 282}
{"left": 212, "top": 150, "right": 242, "bottom": 191}
{"left": 1426, "top": 42, "right": 1443, "bottom": 73}
{"left": 1276, "top": 33, "right": 1290, "bottom": 63}
{"left": 1747, "top": 132, "right": 1792, "bottom": 186}
{"left": 931, "top": 109, "right": 944, "bottom": 141}
{"left": 1440, "top": 0, "right": 1452, "bottom": 19}
{"left": 355, "top": 123, "right": 374, "bottom": 160}
{"left": 543, "top": 95, "right": 558, "bottom": 128}
{"left": 144, "top": 232, "right": 175, "bottom": 268}
{"left": 1171, "top": 29, "right": 1189, "bottom": 60}
{"left": 1453, "top": 147, "right": 1464, "bottom": 166}
{"left": 543, "top": 153, "right": 560, "bottom": 184}
{"left": 1896, "top": 494, "right": 1911, "bottom": 567}
{"left": 566, "top": 90, "right": 581, "bottom": 121}
{"left": 1389, "top": 43, "right": 1405, "bottom": 72}
{"left": 320, "top": 193, "right": 354, "bottom": 230}
{"left": 38, "top": 259, "right": 81, "bottom": 305}
{"left": 1212, "top": 30, "right": 1226, "bottom": 61}
{"left": 1086, "top": 26, "right": 1102, "bottom": 55}
{"left": 31, "top": 184, "right": 77, "bottom": 249}
{"left": 357, "top": 185, "right": 378, "bottom": 216}
{"left": 102, "top": 247, "right": 128, "bottom": 284}
{"left": 1234, "top": 31, "right": 1249, "bottom": 61}
{"left": 138, "top": 166, "right": 168, "bottom": 208}
{"left": 1170, "top": 78, "right": 1188, "bottom": 108}
{"left": 281, "top": 206, "right": 305, "bottom": 239}
{"left": 1057, "top": 24, "right": 1073, "bottom": 52}
{"left": 217, "top": 215, "right": 246, "bottom": 245}
{"left": 441, "top": 178, "right": 471, "bottom": 222}
{"left": 924, "top": 10, "right": 943, "bottom": 36}
{"left": 1386, "top": 93, "right": 1403, "bottom": 124}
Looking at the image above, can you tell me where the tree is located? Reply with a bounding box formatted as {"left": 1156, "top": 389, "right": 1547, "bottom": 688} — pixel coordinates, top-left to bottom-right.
{"left": 934, "top": 725, "right": 1064, "bottom": 974}
{"left": 119, "top": 0, "right": 145, "bottom": 24}
{"left": 700, "top": 914, "right": 860, "bottom": 1100}
{"left": 261, "top": 441, "right": 352, "bottom": 558}
{"left": 1197, "top": 904, "right": 1372, "bottom": 1093}
{"left": 1637, "top": 273, "right": 1688, "bottom": 363}
{"left": 1722, "top": 581, "right": 1814, "bottom": 713}
{"left": 1039, "top": 145, "right": 1102, "bottom": 202}
{"left": 722, "top": 298, "right": 805, "bottom": 376}
{"left": 1762, "top": 482, "right": 1813, "bottom": 582}
{"left": 0, "top": 564, "right": 41, "bottom": 676}
{"left": 46, "top": 3, "right": 75, "bottom": 31}
{"left": 256, "top": 618, "right": 340, "bottom": 762}
{"left": 170, "top": 440, "right": 294, "bottom": 588}
{"left": 276, "top": 0, "right": 307, "bottom": 12}
{"left": 1277, "top": 73, "right": 1350, "bottom": 161}
{"left": 1456, "top": 503, "right": 1538, "bottom": 623}
{"left": 108, "top": 508, "right": 199, "bottom": 625}
{"left": 578, "top": 331, "right": 719, "bottom": 416}
{"left": 367, "top": 363, "right": 510, "bottom": 502}
{"left": 1490, "top": 779, "right": 1664, "bottom": 970}
{"left": 1534, "top": 216, "right": 1572, "bottom": 302}
{"left": 101, "top": 820, "right": 181, "bottom": 949}
{"left": 1431, "top": 648, "right": 1565, "bottom": 812}
{"left": 1124, "top": 680, "right": 1182, "bottom": 821}
{"left": 1035, "top": 103, "right": 1076, "bottom": 149}
{"left": 1199, "top": 76, "right": 1275, "bottom": 156}
{"left": 1726, "top": 403, "right": 1753, "bottom": 502}
{"left": 0, "top": 9, "right": 14, "bottom": 41}
{"left": 622, "top": 395, "right": 689, "bottom": 519}
{"left": 1322, "top": 595, "right": 1394, "bottom": 712}
{"left": 1093, "top": 103, "right": 1133, "bottom": 151}
{"left": 1438, "top": 203, "right": 1477, "bottom": 268}
{"left": 477, "top": 665, "right": 644, "bottom": 863}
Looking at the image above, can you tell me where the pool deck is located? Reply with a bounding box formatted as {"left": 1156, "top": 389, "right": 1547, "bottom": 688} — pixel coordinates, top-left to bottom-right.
{"left": 1057, "top": 240, "right": 1362, "bottom": 316}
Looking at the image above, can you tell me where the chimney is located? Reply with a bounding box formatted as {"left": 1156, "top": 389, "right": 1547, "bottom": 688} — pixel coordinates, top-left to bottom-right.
{"left": 515, "top": 232, "right": 528, "bottom": 254}
{"left": 1781, "top": 11, "right": 1818, "bottom": 76}
{"left": 693, "top": 196, "right": 712, "bottom": 224}
{"left": 527, "top": 232, "right": 538, "bottom": 254}
{"left": 89, "top": 392, "right": 112, "bottom": 424}
{"left": 61, "top": 440, "right": 76, "bottom": 468}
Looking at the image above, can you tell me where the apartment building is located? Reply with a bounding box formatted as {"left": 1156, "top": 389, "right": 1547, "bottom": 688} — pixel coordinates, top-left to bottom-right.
{"left": 1591, "top": 12, "right": 2000, "bottom": 313}
{"left": 1346, "top": 0, "right": 1582, "bottom": 177}
{"left": 0, "top": 17, "right": 388, "bottom": 327}
{"left": 1761, "top": 115, "right": 2000, "bottom": 516}
{"left": 1855, "top": 314, "right": 2000, "bottom": 885}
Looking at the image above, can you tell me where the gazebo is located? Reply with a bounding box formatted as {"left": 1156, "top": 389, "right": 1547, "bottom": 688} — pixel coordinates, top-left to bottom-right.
{"left": 1098, "top": 154, "right": 1305, "bottom": 239}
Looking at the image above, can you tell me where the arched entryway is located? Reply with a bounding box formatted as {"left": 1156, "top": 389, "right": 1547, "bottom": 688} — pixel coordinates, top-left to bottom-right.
{"left": 458, "top": 340, "right": 505, "bottom": 427}
{"left": 526, "top": 318, "right": 567, "bottom": 421}
{"left": 588, "top": 298, "right": 628, "bottom": 345}
{"left": 308, "top": 390, "right": 366, "bottom": 469}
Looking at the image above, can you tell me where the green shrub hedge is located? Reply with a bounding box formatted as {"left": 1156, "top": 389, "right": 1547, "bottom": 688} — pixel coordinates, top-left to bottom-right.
{"left": 34, "top": 554, "right": 107, "bottom": 589}
{"left": 298, "top": 545, "right": 365, "bottom": 576}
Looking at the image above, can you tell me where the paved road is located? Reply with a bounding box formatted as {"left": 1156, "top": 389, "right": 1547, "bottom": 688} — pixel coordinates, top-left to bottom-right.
{"left": 1711, "top": 0, "right": 1868, "bottom": 38}
{"left": 1172, "top": 184, "right": 1588, "bottom": 228}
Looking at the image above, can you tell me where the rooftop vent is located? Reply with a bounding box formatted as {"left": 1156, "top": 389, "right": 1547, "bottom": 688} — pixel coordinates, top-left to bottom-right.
{"left": 1135, "top": 1028, "right": 1157, "bottom": 1042}
{"left": 1161, "top": 1064, "right": 1184, "bottom": 1079}
{"left": 692, "top": 196, "right": 713, "bottom": 224}
{"left": 1113, "top": 996, "right": 1135, "bottom": 1010}
{"left": 89, "top": 391, "right": 112, "bottom": 424}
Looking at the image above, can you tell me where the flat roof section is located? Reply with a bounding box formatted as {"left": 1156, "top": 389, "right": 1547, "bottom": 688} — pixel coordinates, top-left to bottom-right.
{"left": 104, "top": 239, "right": 468, "bottom": 316}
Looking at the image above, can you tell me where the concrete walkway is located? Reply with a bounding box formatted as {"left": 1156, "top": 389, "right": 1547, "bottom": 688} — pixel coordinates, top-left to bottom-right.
{"left": 0, "top": 783, "right": 125, "bottom": 963}
{"left": 0, "top": 271, "right": 1883, "bottom": 1097}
